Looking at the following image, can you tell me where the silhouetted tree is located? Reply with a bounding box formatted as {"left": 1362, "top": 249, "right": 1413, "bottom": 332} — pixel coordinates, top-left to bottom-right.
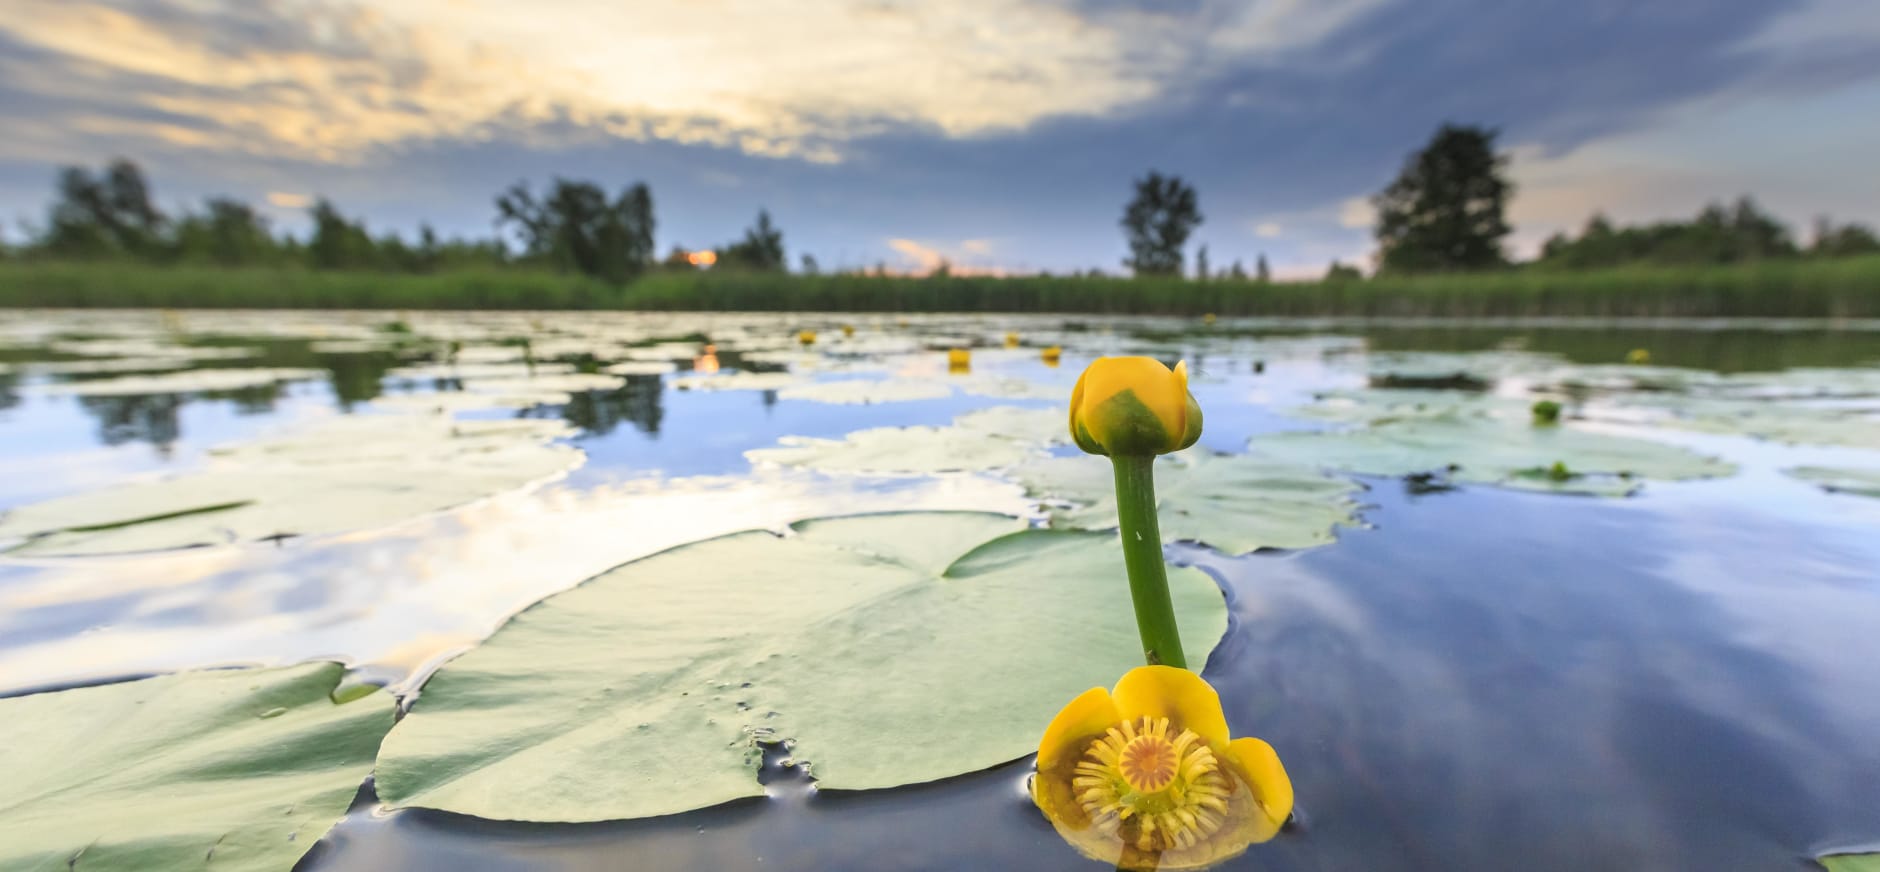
{"left": 308, "top": 199, "right": 378, "bottom": 269}
{"left": 800, "top": 253, "right": 820, "bottom": 275}
{"left": 1195, "top": 245, "right": 1210, "bottom": 281}
{"left": 1121, "top": 171, "right": 1202, "bottom": 277}
{"left": 1227, "top": 259, "right": 1246, "bottom": 280}
{"left": 1538, "top": 199, "right": 1804, "bottom": 268}
{"left": 1811, "top": 217, "right": 1880, "bottom": 258}
{"left": 718, "top": 209, "right": 786, "bottom": 271}
{"left": 171, "top": 198, "right": 274, "bottom": 265}
{"left": 41, "top": 159, "right": 167, "bottom": 258}
{"left": 1256, "top": 254, "right": 1271, "bottom": 282}
{"left": 496, "top": 178, "right": 656, "bottom": 282}
{"left": 1325, "top": 260, "right": 1363, "bottom": 282}
{"left": 1374, "top": 124, "right": 1512, "bottom": 273}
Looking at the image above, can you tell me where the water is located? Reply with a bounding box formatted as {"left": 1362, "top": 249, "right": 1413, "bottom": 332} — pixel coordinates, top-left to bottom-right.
{"left": 1, "top": 310, "right": 1877, "bottom": 871}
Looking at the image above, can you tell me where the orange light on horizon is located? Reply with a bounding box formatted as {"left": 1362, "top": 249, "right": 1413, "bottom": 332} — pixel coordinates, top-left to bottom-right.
{"left": 687, "top": 250, "right": 718, "bottom": 267}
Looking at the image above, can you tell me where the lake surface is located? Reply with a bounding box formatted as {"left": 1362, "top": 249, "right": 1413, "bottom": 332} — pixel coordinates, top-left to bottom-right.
{"left": 2, "top": 310, "right": 1877, "bottom": 871}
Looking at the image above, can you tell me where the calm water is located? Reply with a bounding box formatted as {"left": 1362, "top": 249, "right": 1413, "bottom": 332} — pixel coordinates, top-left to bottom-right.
{"left": 1, "top": 311, "right": 1877, "bottom": 871}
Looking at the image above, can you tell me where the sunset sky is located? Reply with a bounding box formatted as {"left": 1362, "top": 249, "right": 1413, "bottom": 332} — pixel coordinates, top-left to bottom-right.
{"left": 1, "top": 0, "right": 1876, "bottom": 276}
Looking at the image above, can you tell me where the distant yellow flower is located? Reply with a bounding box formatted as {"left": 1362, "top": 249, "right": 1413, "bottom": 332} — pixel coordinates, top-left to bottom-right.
{"left": 1626, "top": 348, "right": 1651, "bottom": 364}
{"left": 1033, "top": 666, "right": 1292, "bottom": 870}
{"left": 948, "top": 347, "right": 972, "bottom": 373}
{"left": 1005, "top": 331, "right": 1022, "bottom": 348}
{"left": 1202, "top": 313, "right": 1217, "bottom": 325}
{"left": 842, "top": 324, "right": 856, "bottom": 338}
{"left": 1041, "top": 345, "right": 1064, "bottom": 367}
{"left": 1069, "top": 357, "right": 1202, "bottom": 457}
{"left": 799, "top": 330, "right": 817, "bottom": 346}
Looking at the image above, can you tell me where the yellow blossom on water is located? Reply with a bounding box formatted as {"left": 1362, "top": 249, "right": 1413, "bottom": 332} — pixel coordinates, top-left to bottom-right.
{"left": 1005, "top": 331, "right": 1022, "bottom": 348}
{"left": 1202, "top": 313, "right": 1217, "bottom": 325}
{"left": 1626, "top": 348, "right": 1651, "bottom": 364}
{"left": 842, "top": 324, "right": 856, "bottom": 338}
{"left": 1069, "top": 357, "right": 1202, "bottom": 457}
{"left": 947, "top": 347, "right": 972, "bottom": 373}
{"left": 799, "top": 330, "right": 817, "bottom": 346}
{"left": 1034, "top": 666, "right": 1292, "bottom": 870}
{"left": 1041, "top": 345, "right": 1063, "bottom": 367}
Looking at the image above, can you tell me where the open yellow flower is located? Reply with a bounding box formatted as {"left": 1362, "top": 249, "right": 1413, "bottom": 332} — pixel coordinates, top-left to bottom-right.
{"left": 1070, "top": 357, "right": 1203, "bottom": 457}
{"left": 948, "top": 347, "right": 972, "bottom": 373}
{"left": 1033, "top": 666, "right": 1292, "bottom": 870}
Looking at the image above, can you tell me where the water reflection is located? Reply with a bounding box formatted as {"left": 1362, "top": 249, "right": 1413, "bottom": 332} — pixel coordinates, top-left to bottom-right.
{"left": 554, "top": 376, "right": 664, "bottom": 438}
{"left": 76, "top": 393, "right": 182, "bottom": 449}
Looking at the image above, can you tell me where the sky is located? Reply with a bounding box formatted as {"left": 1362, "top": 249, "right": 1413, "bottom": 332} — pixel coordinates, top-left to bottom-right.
{"left": 0, "top": 0, "right": 1877, "bottom": 278}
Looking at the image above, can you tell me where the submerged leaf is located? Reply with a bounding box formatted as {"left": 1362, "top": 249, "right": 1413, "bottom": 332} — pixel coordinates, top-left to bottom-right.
{"left": 1786, "top": 466, "right": 1880, "bottom": 498}
{"left": 374, "top": 512, "right": 1227, "bottom": 822}
{"left": 0, "top": 663, "right": 392, "bottom": 872}
{"left": 1012, "top": 451, "right": 1360, "bottom": 554}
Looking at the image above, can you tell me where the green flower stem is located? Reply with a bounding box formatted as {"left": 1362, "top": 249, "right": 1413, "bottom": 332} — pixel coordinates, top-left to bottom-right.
{"left": 1110, "top": 453, "right": 1186, "bottom": 669}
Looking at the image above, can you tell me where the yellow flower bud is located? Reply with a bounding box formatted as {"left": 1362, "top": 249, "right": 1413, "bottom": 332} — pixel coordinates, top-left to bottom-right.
{"left": 1068, "top": 357, "right": 1203, "bottom": 457}
{"left": 948, "top": 347, "right": 971, "bottom": 373}
{"left": 1626, "top": 348, "right": 1651, "bottom": 365}
{"left": 1005, "top": 331, "right": 1021, "bottom": 348}
{"left": 841, "top": 324, "right": 856, "bottom": 338}
{"left": 798, "top": 330, "right": 817, "bottom": 346}
{"left": 1040, "top": 345, "right": 1063, "bottom": 367}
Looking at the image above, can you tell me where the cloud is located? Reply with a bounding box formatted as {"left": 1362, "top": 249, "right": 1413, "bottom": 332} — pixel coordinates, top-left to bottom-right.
{"left": 1337, "top": 197, "right": 1374, "bottom": 229}
{"left": 266, "top": 191, "right": 310, "bottom": 209}
{"left": 887, "top": 237, "right": 1008, "bottom": 276}
{"left": 1254, "top": 221, "right": 1283, "bottom": 238}
{"left": 0, "top": 0, "right": 1385, "bottom": 165}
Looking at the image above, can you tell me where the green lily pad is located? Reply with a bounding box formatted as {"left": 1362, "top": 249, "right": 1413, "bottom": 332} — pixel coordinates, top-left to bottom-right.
{"left": 671, "top": 372, "right": 798, "bottom": 392}
{"left": 604, "top": 361, "right": 679, "bottom": 376}
{"left": 954, "top": 405, "right": 1069, "bottom": 443}
{"left": 0, "top": 662, "right": 393, "bottom": 872}
{"left": 777, "top": 379, "right": 953, "bottom": 405}
{"left": 374, "top": 511, "right": 1226, "bottom": 822}
{"left": 32, "top": 367, "right": 327, "bottom": 397}
{"left": 0, "top": 415, "right": 581, "bottom": 555}
{"left": 1012, "top": 451, "right": 1361, "bottom": 554}
{"left": 1821, "top": 854, "right": 1880, "bottom": 872}
{"left": 1786, "top": 466, "right": 1880, "bottom": 498}
{"left": 1252, "top": 414, "right": 1733, "bottom": 497}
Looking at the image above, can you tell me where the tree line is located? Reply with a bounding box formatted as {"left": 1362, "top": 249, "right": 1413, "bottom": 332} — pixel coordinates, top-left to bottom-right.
{"left": 4, "top": 160, "right": 789, "bottom": 282}
{"left": 1120, "top": 123, "right": 1879, "bottom": 280}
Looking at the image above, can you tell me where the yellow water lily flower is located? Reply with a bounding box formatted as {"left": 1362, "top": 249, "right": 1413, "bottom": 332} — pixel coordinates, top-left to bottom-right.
{"left": 1202, "top": 313, "right": 1217, "bottom": 325}
{"left": 842, "top": 324, "right": 856, "bottom": 338}
{"left": 948, "top": 347, "right": 972, "bottom": 372}
{"left": 1041, "top": 345, "right": 1064, "bottom": 367}
{"left": 1626, "top": 348, "right": 1651, "bottom": 364}
{"left": 799, "top": 330, "right": 817, "bottom": 346}
{"left": 1033, "top": 666, "right": 1292, "bottom": 870}
{"left": 1005, "top": 331, "right": 1022, "bottom": 348}
{"left": 1069, "top": 357, "right": 1203, "bottom": 457}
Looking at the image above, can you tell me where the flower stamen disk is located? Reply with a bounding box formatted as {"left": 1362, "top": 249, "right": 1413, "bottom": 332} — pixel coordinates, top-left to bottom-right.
{"left": 1072, "top": 716, "right": 1231, "bottom": 852}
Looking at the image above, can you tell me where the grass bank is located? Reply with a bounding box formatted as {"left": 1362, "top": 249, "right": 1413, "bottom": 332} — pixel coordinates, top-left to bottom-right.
{"left": 3, "top": 256, "right": 1879, "bottom": 317}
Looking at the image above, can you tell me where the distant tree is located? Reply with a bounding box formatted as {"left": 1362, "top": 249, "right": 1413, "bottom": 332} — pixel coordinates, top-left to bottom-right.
{"left": 800, "top": 253, "right": 820, "bottom": 275}
{"left": 415, "top": 223, "right": 441, "bottom": 272}
{"left": 1373, "top": 123, "right": 1512, "bottom": 273}
{"left": 1325, "top": 260, "right": 1363, "bottom": 282}
{"left": 1256, "top": 254, "right": 1271, "bottom": 282}
{"left": 172, "top": 198, "right": 275, "bottom": 265}
{"left": 718, "top": 209, "right": 786, "bottom": 271}
{"left": 662, "top": 246, "right": 695, "bottom": 270}
{"left": 1121, "top": 171, "right": 1202, "bottom": 277}
{"left": 495, "top": 178, "right": 656, "bottom": 282}
{"left": 1537, "top": 199, "right": 1803, "bottom": 269}
{"left": 1810, "top": 217, "right": 1880, "bottom": 258}
{"left": 40, "top": 159, "right": 167, "bottom": 259}
{"left": 1226, "top": 259, "right": 1246, "bottom": 281}
{"left": 308, "top": 199, "right": 379, "bottom": 269}
{"left": 1195, "top": 245, "right": 1210, "bottom": 281}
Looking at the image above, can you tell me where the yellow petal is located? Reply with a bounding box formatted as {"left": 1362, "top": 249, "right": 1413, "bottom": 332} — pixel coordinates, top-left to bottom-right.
{"left": 1036, "top": 686, "right": 1122, "bottom": 769}
{"left": 1224, "top": 736, "right": 1294, "bottom": 838}
{"left": 1109, "top": 665, "right": 1231, "bottom": 750}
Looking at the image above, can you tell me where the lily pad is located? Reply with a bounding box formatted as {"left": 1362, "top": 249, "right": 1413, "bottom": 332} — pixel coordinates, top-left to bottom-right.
{"left": 959, "top": 376, "right": 1073, "bottom": 401}
{"left": 1786, "top": 466, "right": 1880, "bottom": 498}
{"left": 0, "top": 662, "right": 393, "bottom": 872}
{"left": 777, "top": 379, "right": 953, "bottom": 405}
{"left": 1251, "top": 414, "right": 1733, "bottom": 497}
{"left": 1012, "top": 451, "right": 1360, "bottom": 553}
{"left": 604, "top": 361, "right": 679, "bottom": 376}
{"left": 374, "top": 512, "right": 1226, "bottom": 822}
{"left": 671, "top": 372, "right": 798, "bottom": 392}
{"left": 0, "top": 415, "right": 581, "bottom": 555}
{"left": 955, "top": 405, "right": 1070, "bottom": 443}
{"left": 1821, "top": 854, "right": 1880, "bottom": 872}
{"left": 32, "top": 367, "right": 326, "bottom": 397}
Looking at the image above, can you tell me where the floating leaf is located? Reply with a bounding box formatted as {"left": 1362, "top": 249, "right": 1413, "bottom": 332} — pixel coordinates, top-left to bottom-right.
{"left": 777, "top": 379, "right": 953, "bottom": 405}
{"left": 1252, "top": 414, "right": 1733, "bottom": 497}
{"left": 1820, "top": 854, "right": 1880, "bottom": 872}
{"left": 0, "top": 415, "right": 580, "bottom": 555}
{"left": 1786, "top": 466, "right": 1880, "bottom": 498}
{"left": 1012, "top": 451, "right": 1360, "bottom": 553}
{"left": 32, "top": 367, "right": 326, "bottom": 397}
{"left": 603, "top": 360, "right": 679, "bottom": 376}
{"left": 958, "top": 376, "right": 1072, "bottom": 401}
{"left": 0, "top": 662, "right": 392, "bottom": 872}
{"left": 671, "top": 372, "right": 797, "bottom": 392}
{"left": 954, "top": 405, "right": 1070, "bottom": 443}
{"left": 374, "top": 512, "right": 1226, "bottom": 822}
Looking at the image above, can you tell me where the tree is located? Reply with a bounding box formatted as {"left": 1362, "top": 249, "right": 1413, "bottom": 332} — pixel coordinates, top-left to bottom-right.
{"left": 1325, "top": 260, "right": 1363, "bottom": 282}
{"left": 1373, "top": 124, "right": 1512, "bottom": 273}
{"left": 800, "top": 253, "right": 820, "bottom": 275}
{"left": 172, "top": 198, "right": 275, "bottom": 265}
{"left": 1811, "top": 217, "right": 1880, "bottom": 258}
{"left": 308, "top": 199, "right": 377, "bottom": 270}
{"left": 1256, "top": 254, "right": 1271, "bottom": 282}
{"left": 495, "top": 179, "right": 655, "bottom": 282}
{"left": 40, "top": 159, "right": 166, "bottom": 259}
{"left": 1195, "top": 245, "right": 1210, "bottom": 281}
{"left": 718, "top": 209, "right": 786, "bottom": 271}
{"left": 1226, "top": 259, "right": 1246, "bottom": 280}
{"left": 1121, "top": 171, "right": 1202, "bottom": 276}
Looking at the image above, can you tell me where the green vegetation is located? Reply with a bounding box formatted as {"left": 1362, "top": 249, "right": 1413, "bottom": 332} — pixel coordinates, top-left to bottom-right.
{"left": 1374, "top": 123, "right": 1514, "bottom": 273}
{"left": 6, "top": 255, "right": 1879, "bottom": 316}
